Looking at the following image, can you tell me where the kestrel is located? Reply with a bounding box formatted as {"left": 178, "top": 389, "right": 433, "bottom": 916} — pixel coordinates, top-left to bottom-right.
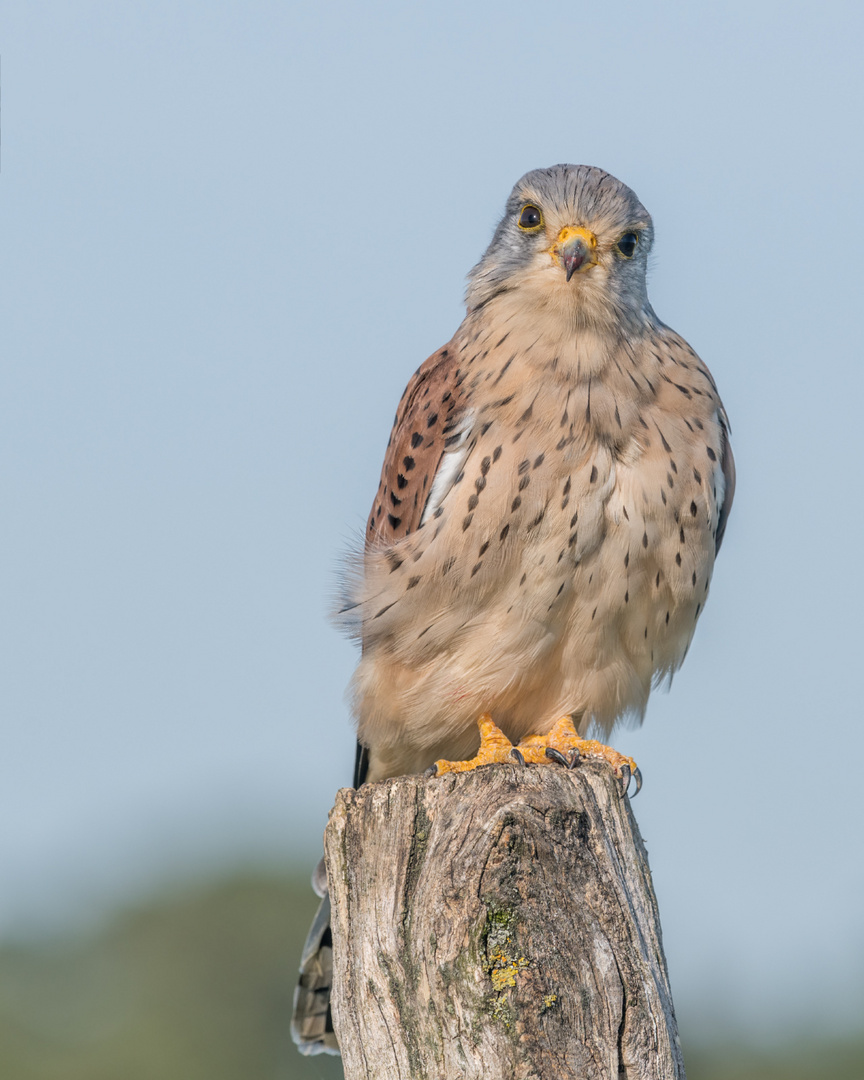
{"left": 293, "top": 164, "right": 734, "bottom": 1054}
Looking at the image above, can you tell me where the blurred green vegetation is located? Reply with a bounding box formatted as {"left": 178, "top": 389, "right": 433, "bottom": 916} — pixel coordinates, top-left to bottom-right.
{"left": 0, "top": 872, "right": 859, "bottom": 1080}
{"left": 684, "top": 1040, "right": 864, "bottom": 1080}
{"left": 0, "top": 873, "right": 342, "bottom": 1080}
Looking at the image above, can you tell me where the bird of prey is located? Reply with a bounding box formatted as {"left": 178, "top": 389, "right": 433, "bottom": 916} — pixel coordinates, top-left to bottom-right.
{"left": 292, "top": 164, "right": 734, "bottom": 1055}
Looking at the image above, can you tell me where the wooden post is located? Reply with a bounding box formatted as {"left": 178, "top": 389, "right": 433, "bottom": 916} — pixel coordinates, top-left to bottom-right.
{"left": 325, "top": 762, "right": 686, "bottom": 1080}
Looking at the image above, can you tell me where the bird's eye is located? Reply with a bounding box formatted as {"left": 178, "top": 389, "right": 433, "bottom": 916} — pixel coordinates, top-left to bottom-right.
{"left": 518, "top": 204, "right": 543, "bottom": 231}
{"left": 616, "top": 232, "right": 639, "bottom": 258}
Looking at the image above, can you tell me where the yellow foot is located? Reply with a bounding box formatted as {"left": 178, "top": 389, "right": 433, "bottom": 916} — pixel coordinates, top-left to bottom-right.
{"left": 428, "top": 714, "right": 641, "bottom": 796}
{"left": 518, "top": 715, "right": 641, "bottom": 795}
{"left": 429, "top": 715, "right": 522, "bottom": 775}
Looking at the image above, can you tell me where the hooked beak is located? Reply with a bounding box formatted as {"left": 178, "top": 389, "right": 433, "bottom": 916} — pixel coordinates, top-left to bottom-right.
{"left": 553, "top": 226, "right": 599, "bottom": 281}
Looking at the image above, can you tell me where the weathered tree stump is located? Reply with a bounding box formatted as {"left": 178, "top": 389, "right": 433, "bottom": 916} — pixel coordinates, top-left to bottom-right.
{"left": 324, "top": 762, "right": 685, "bottom": 1079}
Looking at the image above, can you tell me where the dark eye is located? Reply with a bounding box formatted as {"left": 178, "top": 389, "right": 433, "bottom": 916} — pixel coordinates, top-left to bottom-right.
{"left": 616, "top": 232, "right": 639, "bottom": 258}
{"left": 518, "top": 204, "right": 543, "bottom": 231}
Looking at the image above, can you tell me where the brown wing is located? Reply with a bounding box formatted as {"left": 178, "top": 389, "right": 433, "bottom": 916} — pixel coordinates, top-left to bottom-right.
{"left": 354, "top": 342, "right": 468, "bottom": 782}
{"left": 715, "top": 422, "right": 735, "bottom": 554}
{"left": 366, "top": 341, "right": 468, "bottom": 547}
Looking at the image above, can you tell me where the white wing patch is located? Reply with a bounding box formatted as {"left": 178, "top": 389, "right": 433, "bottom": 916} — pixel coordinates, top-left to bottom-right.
{"left": 420, "top": 410, "right": 476, "bottom": 526}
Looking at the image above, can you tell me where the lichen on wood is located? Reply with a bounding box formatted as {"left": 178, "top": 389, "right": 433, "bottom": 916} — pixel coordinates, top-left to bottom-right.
{"left": 325, "top": 763, "right": 686, "bottom": 1080}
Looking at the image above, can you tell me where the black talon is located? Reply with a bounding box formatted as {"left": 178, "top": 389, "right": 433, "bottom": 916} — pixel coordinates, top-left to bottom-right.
{"left": 545, "top": 746, "right": 570, "bottom": 767}
{"left": 566, "top": 747, "right": 580, "bottom": 769}
{"left": 510, "top": 747, "right": 526, "bottom": 766}
{"left": 632, "top": 767, "right": 643, "bottom": 796}
{"left": 619, "top": 763, "right": 631, "bottom": 796}
{"left": 424, "top": 763, "right": 439, "bottom": 778}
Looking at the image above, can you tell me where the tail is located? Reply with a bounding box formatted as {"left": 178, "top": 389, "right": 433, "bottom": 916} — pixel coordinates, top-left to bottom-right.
{"left": 293, "top": 743, "right": 368, "bottom": 1056}
{"left": 291, "top": 894, "right": 339, "bottom": 1055}
{"left": 291, "top": 860, "right": 340, "bottom": 1056}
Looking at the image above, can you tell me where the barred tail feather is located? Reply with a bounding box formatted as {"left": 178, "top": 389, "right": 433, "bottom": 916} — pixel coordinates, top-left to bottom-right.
{"left": 291, "top": 892, "right": 340, "bottom": 1056}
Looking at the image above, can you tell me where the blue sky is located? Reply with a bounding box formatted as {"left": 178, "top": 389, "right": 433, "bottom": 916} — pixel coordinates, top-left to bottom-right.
{"left": 1, "top": 0, "right": 862, "bottom": 1042}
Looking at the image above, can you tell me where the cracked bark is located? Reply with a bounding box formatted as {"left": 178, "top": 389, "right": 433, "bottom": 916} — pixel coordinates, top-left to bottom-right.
{"left": 325, "top": 762, "right": 686, "bottom": 1080}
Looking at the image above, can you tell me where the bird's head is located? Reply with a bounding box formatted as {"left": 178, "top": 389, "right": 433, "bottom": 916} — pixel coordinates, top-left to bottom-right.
{"left": 466, "top": 164, "right": 654, "bottom": 333}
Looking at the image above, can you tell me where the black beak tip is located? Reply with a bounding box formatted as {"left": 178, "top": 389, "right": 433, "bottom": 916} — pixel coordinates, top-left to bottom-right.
{"left": 564, "top": 256, "right": 584, "bottom": 282}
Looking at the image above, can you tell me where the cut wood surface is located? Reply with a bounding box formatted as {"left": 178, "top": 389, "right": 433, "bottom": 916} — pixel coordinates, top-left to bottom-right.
{"left": 325, "top": 762, "right": 686, "bottom": 1080}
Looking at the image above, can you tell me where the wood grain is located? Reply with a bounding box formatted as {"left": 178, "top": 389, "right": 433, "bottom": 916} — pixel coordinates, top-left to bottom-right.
{"left": 325, "top": 763, "right": 685, "bottom": 1080}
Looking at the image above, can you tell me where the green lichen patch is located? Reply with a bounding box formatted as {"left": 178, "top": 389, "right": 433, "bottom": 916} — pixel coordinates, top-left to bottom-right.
{"left": 480, "top": 904, "right": 530, "bottom": 1025}
{"left": 487, "top": 994, "right": 515, "bottom": 1027}
{"left": 490, "top": 955, "right": 529, "bottom": 991}
{"left": 481, "top": 905, "right": 516, "bottom": 963}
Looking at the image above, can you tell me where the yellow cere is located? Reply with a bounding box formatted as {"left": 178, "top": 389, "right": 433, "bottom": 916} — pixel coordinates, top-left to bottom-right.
{"left": 549, "top": 225, "right": 599, "bottom": 268}
{"left": 556, "top": 226, "right": 598, "bottom": 249}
